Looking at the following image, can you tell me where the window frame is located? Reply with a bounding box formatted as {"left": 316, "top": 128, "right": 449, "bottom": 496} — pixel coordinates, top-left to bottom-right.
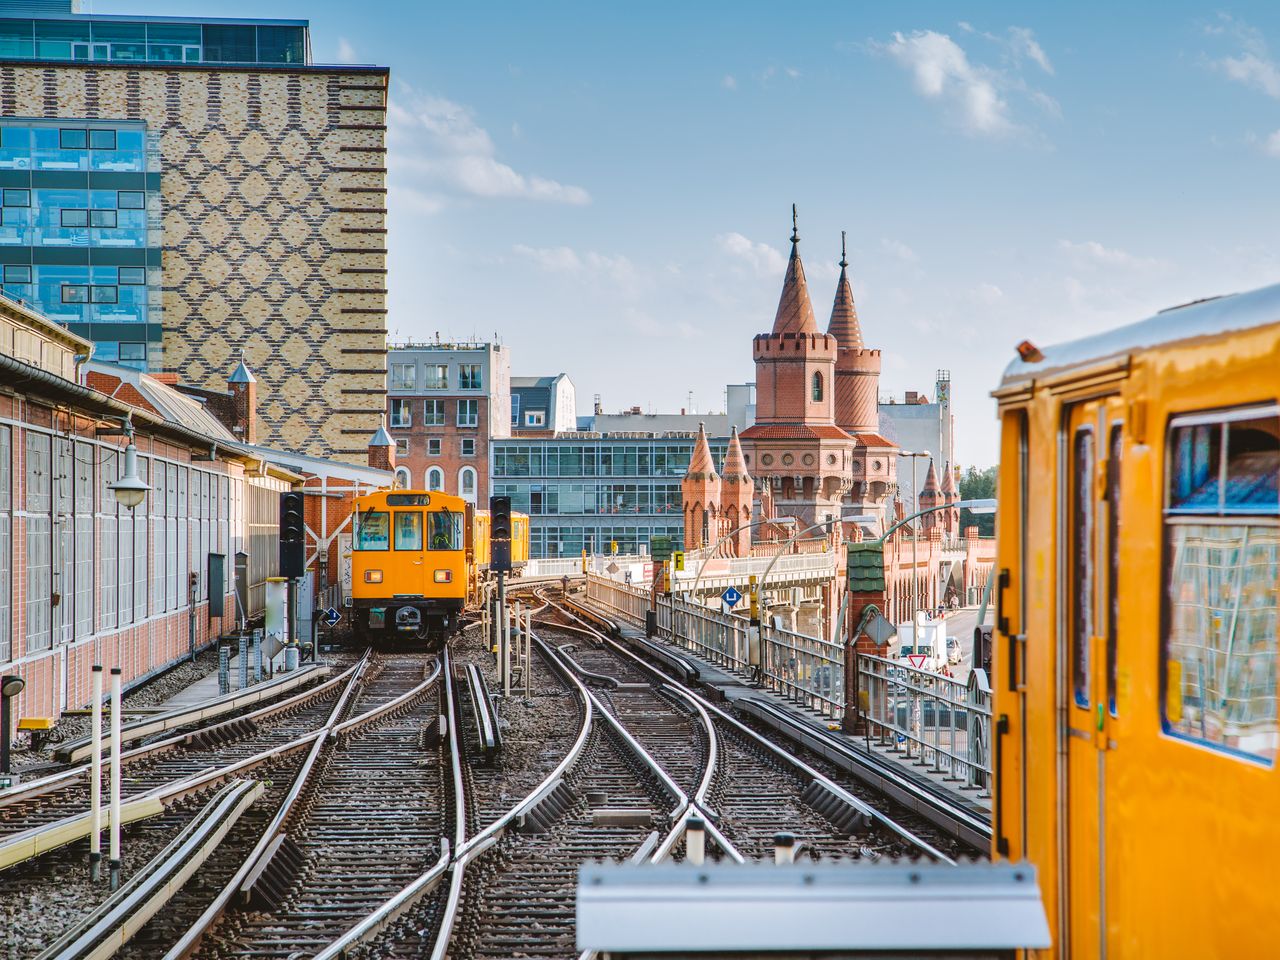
{"left": 426, "top": 438, "right": 442, "bottom": 457}
{"left": 59, "top": 128, "right": 88, "bottom": 150}
{"left": 1, "top": 189, "right": 29, "bottom": 207}
{"left": 60, "top": 208, "right": 89, "bottom": 228}
{"left": 388, "top": 397, "right": 412, "bottom": 428}
{"left": 460, "top": 437, "right": 476, "bottom": 457}
{"left": 457, "top": 399, "right": 479, "bottom": 428}
{"left": 353, "top": 508, "right": 390, "bottom": 551}
{"left": 423, "top": 399, "right": 445, "bottom": 426}
{"left": 117, "top": 190, "right": 145, "bottom": 209}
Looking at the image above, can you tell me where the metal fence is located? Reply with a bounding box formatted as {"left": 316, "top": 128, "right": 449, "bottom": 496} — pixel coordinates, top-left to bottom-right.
{"left": 856, "top": 653, "right": 992, "bottom": 793}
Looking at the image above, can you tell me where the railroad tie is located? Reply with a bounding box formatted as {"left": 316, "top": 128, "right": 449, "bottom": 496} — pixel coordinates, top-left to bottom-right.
{"left": 800, "top": 780, "right": 871, "bottom": 835}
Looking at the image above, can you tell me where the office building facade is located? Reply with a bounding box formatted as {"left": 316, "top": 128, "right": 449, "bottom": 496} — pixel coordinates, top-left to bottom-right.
{"left": 0, "top": 9, "right": 388, "bottom": 463}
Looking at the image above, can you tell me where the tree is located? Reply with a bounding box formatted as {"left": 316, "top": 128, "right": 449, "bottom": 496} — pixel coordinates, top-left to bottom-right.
{"left": 958, "top": 465, "right": 997, "bottom": 537}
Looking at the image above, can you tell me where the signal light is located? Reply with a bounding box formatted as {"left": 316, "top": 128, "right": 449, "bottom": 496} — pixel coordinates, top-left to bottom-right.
{"left": 490, "top": 495, "right": 512, "bottom": 573}
{"left": 434, "top": 569, "right": 452, "bottom": 583}
{"left": 279, "top": 490, "right": 306, "bottom": 578}
{"left": 364, "top": 570, "right": 383, "bottom": 583}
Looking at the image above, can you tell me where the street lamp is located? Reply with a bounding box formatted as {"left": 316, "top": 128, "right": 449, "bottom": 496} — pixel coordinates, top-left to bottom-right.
{"left": 897, "top": 451, "right": 931, "bottom": 627}
{"left": 756, "top": 513, "right": 876, "bottom": 632}
{"left": 99, "top": 417, "right": 151, "bottom": 510}
{"left": 687, "top": 517, "right": 781, "bottom": 599}
{"left": 0, "top": 673, "right": 25, "bottom": 778}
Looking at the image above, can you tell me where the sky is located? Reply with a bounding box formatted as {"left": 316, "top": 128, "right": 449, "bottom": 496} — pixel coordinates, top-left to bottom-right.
{"left": 103, "top": 1, "right": 1280, "bottom": 465}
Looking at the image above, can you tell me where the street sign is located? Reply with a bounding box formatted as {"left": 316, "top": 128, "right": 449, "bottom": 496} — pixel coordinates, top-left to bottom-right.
{"left": 323, "top": 606, "right": 342, "bottom": 627}
{"left": 907, "top": 654, "right": 927, "bottom": 670}
{"left": 722, "top": 586, "right": 742, "bottom": 608}
{"left": 605, "top": 562, "right": 620, "bottom": 575}
{"left": 864, "top": 610, "right": 897, "bottom": 646}
{"left": 673, "top": 551, "right": 685, "bottom": 572}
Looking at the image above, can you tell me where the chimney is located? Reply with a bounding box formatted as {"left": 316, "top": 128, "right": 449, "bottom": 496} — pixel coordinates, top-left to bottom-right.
{"left": 228, "top": 357, "right": 258, "bottom": 444}
{"left": 593, "top": 393, "right": 603, "bottom": 416}
{"left": 905, "top": 391, "right": 918, "bottom": 404}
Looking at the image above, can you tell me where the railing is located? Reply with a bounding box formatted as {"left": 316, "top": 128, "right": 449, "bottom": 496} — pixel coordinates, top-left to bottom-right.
{"left": 522, "top": 557, "right": 585, "bottom": 579}
{"left": 676, "top": 551, "right": 837, "bottom": 591}
{"left": 759, "top": 622, "right": 844, "bottom": 718}
{"left": 856, "top": 654, "right": 991, "bottom": 794}
{"left": 584, "top": 573, "right": 653, "bottom": 625}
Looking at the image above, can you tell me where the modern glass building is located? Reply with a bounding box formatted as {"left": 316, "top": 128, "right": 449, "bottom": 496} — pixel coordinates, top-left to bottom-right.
{"left": 0, "top": 15, "right": 309, "bottom": 66}
{"left": 491, "top": 434, "right": 728, "bottom": 557}
{"left": 0, "top": 118, "right": 159, "bottom": 367}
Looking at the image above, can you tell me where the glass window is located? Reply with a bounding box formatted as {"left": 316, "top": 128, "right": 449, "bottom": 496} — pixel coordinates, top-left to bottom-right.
{"left": 526, "top": 411, "right": 545, "bottom": 427}
{"left": 202, "top": 23, "right": 256, "bottom": 62}
{"left": 91, "top": 285, "right": 117, "bottom": 303}
{"left": 427, "top": 510, "right": 462, "bottom": 550}
{"left": 459, "top": 364, "right": 482, "bottom": 390}
{"left": 812, "top": 372, "right": 823, "bottom": 402}
{"left": 389, "top": 397, "right": 411, "bottom": 428}
{"left": 256, "top": 25, "right": 306, "bottom": 64}
{"left": 0, "top": 20, "right": 35, "bottom": 60}
{"left": 118, "top": 266, "right": 145, "bottom": 285}
{"left": 424, "top": 399, "right": 445, "bottom": 425}
{"left": 424, "top": 364, "right": 448, "bottom": 389}
{"left": 461, "top": 437, "right": 476, "bottom": 457}
{"left": 62, "top": 284, "right": 88, "bottom": 303}
{"left": 427, "top": 439, "right": 441, "bottom": 456}
{"left": 59, "top": 128, "right": 87, "bottom": 150}
{"left": 393, "top": 467, "right": 410, "bottom": 489}
{"left": 2, "top": 189, "right": 28, "bottom": 207}
{"left": 426, "top": 467, "right": 443, "bottom": 491}
{"left": 61, "top": 208, "right": 88, "bottom": 228}
{"left": 90, "top": 209, "right": 117, "bottom": 228}
{"left": 460, "top": 468, "right": 476, "bottom": 497}
{"left": 88, "top": 129, "right": 116, "bottom": 150}
{"left": 395, "top": 438, "right": 409, "bottom": 457}
{"left": 1164, "top": 407, "right": 1280, "bottom": 763}
{"left": 1107, "top": 425, "right": 1122, "bottom": 716}
{"left": 354, "top": 509, "right": 390, "bottom": 550}
{"left": 458, "top": 399, "right": 478, "bottom": 427}
{"left": 393, "top": 511, "right": 423, "bottom": 550}
{"left": 117, "top": 191, "right": 144, "bottom": 209}
{"left": 4, "top": 265, "right": 30, "bottom": 284}
{"left": 390, "top": 362, "right": 415, "bottom": 390}
{"left": 1071, "top": 428, "right": 1095, "bottom": 709}
{"left": 118, "top": 342, "right": 145, "bottom": 362}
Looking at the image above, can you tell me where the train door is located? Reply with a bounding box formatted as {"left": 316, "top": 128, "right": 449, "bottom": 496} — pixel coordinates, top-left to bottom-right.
{"left": 1061, "top": 397, "right": 1121, "bottom": 958}
{"left": 393, "top": 509, "right": 428, "bottom": 595}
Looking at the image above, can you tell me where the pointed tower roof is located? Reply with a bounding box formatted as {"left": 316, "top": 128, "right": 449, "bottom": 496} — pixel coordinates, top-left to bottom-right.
{"left": 940, "top": 461, "right": 958, "bottom": 496}
{"left": 228, "top": 356, "right": 257, "bottom": 384}
{"left": 720, "top": 425, "right": 751, "bottom": 483}
{"left": 771, "top": 204, "right": 819, "bottom": 336}
{"left": 369, "top": 416, "right": 394, "bottom": 448}
{"left": 921, "top": 459, "right": 941, "bottom": 497}
{"left": 827, "top": 231, "right": 864, "bottom": 349}
{"left": 687, "top": 422, "right": 718, "bottom": 479}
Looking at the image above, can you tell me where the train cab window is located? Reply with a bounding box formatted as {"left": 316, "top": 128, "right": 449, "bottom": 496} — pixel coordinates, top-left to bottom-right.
{"left": 427, "top": 511, "right": 463, "bottom": 550}
{"left": 1164, "top": 406, "right": 1280, "bottom": 763}
{"left": 1107, "top": 424, "right": 1122, "bottom": 715}
{"left": 394, "top": 512, "right": 423, "bottom": 551}
{"left": 354, "top": 510, "right": 390, "bottom": 551}
{"left": 1071, "top": 428, "right": 1096, "bottom": 709}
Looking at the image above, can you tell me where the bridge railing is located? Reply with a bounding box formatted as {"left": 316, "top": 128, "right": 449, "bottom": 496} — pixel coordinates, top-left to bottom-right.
{"left": 675, "top": 550, "right": 837, "bottom": 591}
{"left": 856, "top": 653, "right": 992, "bottom": 794}
{"left": 522, "top": 557, "right": 584, "bottom": 579}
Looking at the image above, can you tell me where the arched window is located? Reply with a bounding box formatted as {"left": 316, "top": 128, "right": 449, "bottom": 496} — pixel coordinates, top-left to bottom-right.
{"left": 393, "top": 467, "right": 410, "bottom": 489}
{"left": 459, "top": 466, "right": 477, "bottom": 502}
{"left": 812, "top": 371, "right": 823, "bottom": 402}
{"left": 426, "top": 466, "right": 444, "bottom": 491}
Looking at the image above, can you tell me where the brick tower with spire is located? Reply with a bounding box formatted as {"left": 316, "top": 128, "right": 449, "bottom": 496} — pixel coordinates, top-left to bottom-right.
{"left": 826, "top": 231, "right": 897, "bottom": 527}
{"left": 719, "top": 425, "right": 754, "bottom": 556}
{"left": 940, "top": 462, "right": 961, "bottom": 535}
{"left": 681, "top": 422, "right": 723, "bottom": 550}
{"left": 739, "top": 207, "right": 855, "bottom": 528}
{"left": 919, "top": 459, "right": 943, "bottom": 533}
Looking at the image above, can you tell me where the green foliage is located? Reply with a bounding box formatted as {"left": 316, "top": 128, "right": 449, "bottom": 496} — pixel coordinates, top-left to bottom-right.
{"left": 959, "top": 465, "right": 997, "bottom": 537}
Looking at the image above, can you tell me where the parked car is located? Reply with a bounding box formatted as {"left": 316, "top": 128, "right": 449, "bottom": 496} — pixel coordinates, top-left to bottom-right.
{"left": 946, "top": 635, "right": 962, "bottom": 665}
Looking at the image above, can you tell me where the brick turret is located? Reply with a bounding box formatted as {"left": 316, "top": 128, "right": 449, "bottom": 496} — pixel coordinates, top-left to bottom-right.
{"left": 682, "top": 422, "right": 721, "bottom": 550}
{"left": 719, "top": 425, "right": 754, "bottom": 556}
{"left": 939, "top": 461, "right": 961, "bottom": 535}
{"left": 828, "top": 233, "right": 881, "bottom": 435}
{"left": 919, "top": 459, "right": 942, "bottom": 533}
{"left": 228, "top": 356, "right": 258, "bottom": 444}
{"left": 368, "top": 417, "right": 396, "bottom": 473}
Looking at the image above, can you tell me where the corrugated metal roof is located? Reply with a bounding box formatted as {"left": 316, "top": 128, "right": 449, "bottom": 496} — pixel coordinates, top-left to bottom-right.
{"left": 86, "top": 361, "right": 238, "bottom": 443}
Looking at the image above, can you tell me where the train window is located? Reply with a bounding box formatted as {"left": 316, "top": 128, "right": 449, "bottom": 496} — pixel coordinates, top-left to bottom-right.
{"left": 1107, "top": 424, "right": 1122, "bottom": 716}
{"left": 427, "top": 511, "right": 463, "bottom": 551}
{"left": 354, "top": 510, "right": 389, "bottom": 551}
{"left": 1164, "top": 406, "right": 1280, "bottom": 763}
{"left": 394, "top": 512, "right": 423, "bottom": 551}
{"left": 1071, "top": 427, "right": 1096, "bottom": 709}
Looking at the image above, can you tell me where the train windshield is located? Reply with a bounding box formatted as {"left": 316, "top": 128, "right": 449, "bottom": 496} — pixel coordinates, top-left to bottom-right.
{"left": 354, "top": 509, "right": 390, "bottom": 551}
{"left": 394, "top": 511, "right": 423, "bottom": 550}
{"left": 427, "top": 510, "right": 463, "bottom": 550}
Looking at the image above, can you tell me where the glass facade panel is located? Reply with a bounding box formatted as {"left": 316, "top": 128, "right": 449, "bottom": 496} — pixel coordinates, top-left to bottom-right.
{"left": 201, "top": 24, "right": 255, "bottom": 62}
{"left": 0, "top": 17, "right": 308, "bottom": 66}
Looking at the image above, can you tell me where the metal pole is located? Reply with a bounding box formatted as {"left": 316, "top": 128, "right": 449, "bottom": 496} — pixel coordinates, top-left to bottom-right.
{"left": 109, "top": 667, "right": 122, "bottom": 891}
{"left": 0, "top": 689, "right": 9, "bottom": 778}
{"left": 912, "top": 457, "right": 919, "bottom": 636}
{"left": 188, "top": 574, "right": 198, "bottom": 663}
{"left": 89, "top": 664, "right": 103, "bottom": 881}
{"left": 498, "top": 570, "right": 508, "bottom": 695}
{"left": 524, "top": 606, "right": 532, "bottom": 698}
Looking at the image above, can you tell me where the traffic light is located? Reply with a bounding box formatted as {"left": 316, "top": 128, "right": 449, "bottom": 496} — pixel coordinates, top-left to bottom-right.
{"left": 490, "top": 495, "right": 512, "bottom": 573}
{"left": 279, "top": 491, "right": 305, "bottom": 578}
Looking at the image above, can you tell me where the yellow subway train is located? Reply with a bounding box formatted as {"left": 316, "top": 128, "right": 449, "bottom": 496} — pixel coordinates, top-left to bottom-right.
{"left": 349, "top": 489, "right": 529, "bottom": 642}
{"left": 993, "top": 283, "right": 1280, "bottom": 956}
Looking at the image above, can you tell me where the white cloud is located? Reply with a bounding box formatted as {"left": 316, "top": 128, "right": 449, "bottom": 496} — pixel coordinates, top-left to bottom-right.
{"left": 336, "top": 37, "right": 357, "bottom": 64}
{"left": 1008, "top": 26, "right": 1053, "bottom": 75}
{"left": 970, "top": 282, "right": 1004, "bottom": 304}
{"left": 513, "top": 245, "right": 639, "bottom": 288}
{"left": 1209, "top": 15, "right": 1280, "bottom": 98}
{"left": 716, "top": 232, "right": 787, "bottom": 277}
{"left": 388, "top": 92, "right": 590, "bottom": 206}
{"left": 785, "top": 67, "right": 801, "bottom": 79}
{"left": 880, "top": 30, "right": 1014, "bottom": 136}
{"left": 1265, "top": 130, "right": 1280, "bottom": 156}
{"left": 1058, "top": 239, "right": 1167, "bottom": 271}
{"left": 880, "top": 237, "right": 919, "bottom": 263}
{"left": 722, "top": 74, "right": 737, "bottom": 90}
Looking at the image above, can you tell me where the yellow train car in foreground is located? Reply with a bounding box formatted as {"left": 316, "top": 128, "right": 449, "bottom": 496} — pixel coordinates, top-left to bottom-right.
{"left": 993, "top": 284, "right": 1280, "bottom": 956}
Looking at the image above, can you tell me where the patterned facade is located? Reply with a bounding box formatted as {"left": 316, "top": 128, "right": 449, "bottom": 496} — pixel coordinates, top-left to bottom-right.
{"left": 0, "top": 57, "right": 389, "bottom": 464}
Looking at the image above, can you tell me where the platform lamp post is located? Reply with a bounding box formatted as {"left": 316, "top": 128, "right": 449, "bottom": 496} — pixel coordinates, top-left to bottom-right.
{"left": 0, "top": 674, "right": 25, "bottom": 786}
{"left": 897, "top": 451, "right": 931, "bottom": 628}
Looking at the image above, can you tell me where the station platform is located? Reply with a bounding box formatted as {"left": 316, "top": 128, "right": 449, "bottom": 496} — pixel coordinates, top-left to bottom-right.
{"left": 160, "top": 652, "right": 289, "bottom": 709}
{"left": 569, "top": 593, "right": 992, "bottom": 846}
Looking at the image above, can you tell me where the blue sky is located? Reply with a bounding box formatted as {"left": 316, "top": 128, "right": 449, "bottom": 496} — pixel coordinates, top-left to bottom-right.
{"left": 110, "top": 1, "right": 1280, "bottom": 465}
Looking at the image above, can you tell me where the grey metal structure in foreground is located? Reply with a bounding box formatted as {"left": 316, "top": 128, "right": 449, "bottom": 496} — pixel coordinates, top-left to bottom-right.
{"left": 577, "top": 862, "right": 1051, "bottom": 957}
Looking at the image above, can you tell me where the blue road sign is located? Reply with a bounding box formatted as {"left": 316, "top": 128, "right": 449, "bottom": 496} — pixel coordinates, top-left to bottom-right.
{"left": 721, "top": 587, "right": 742, "bottom": 608}
{"left": 323, "top": 606, "right": 342, "bottom": 627}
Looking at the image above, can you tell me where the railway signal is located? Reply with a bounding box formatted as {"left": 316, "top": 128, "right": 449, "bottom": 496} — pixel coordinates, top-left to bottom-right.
{"left": 279, "top": 491, "right": 306, "bottom": 579}
{"left": 490, "top": 495, "right": 512, "bottom": 573}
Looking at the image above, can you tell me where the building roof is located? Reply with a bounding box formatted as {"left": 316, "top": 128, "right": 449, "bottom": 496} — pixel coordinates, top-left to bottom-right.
{"left": 512, "top": 375, "right": 563, "bottom": 389}
{"left": 739, "top": 423, "right": 853, "bottom": 441}
{"left": 86, "top": 360, "right": 238, "bottom": 444}
{"left": 920, "top": 459, "right": 941, "bottom": 497}
{"left": 941, "top": 461, "right": 958, "bottom": 496}
{"left": 853, "top": 431, "right": 896, "bottom": 448}
{"left": 771, "top": 211, "right": 819, "bottom": 336}
{"left": 720, "top": 425, "right": 750, "bottom": 483}
{"left": 827, "top": 233, "right": 864, "bottom": 349}
{"left": 847, "top": 541, "right": 886, "bottom": 593}
{"left": 589, "top": 412, "right": 734, "bottom": 437}
{"left": 686, "top": 422, "right": 718, "bottom": 480}
{"left": 228, "top": 359, "right": 256, "bottom": 384}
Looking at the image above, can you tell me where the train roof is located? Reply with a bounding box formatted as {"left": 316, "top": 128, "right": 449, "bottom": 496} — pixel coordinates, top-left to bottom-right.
{"left": 997, "top": 280, "right": 1280, "bottom": 392}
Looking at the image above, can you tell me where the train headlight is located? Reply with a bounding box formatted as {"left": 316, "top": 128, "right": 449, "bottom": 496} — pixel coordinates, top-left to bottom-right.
{"left": 434, "top": 569, "right": 452, "bottom": 583}
{"left": 364, "top": 570, "right": 383, "bottom": 583}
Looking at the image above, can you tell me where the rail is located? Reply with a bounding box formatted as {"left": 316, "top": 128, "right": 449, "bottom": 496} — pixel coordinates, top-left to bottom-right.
{"left": 460, "top": 662, "right": 502, "bottom": 761}
{"left": 857, "top": 654, "right": 992, "bottom": 794}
